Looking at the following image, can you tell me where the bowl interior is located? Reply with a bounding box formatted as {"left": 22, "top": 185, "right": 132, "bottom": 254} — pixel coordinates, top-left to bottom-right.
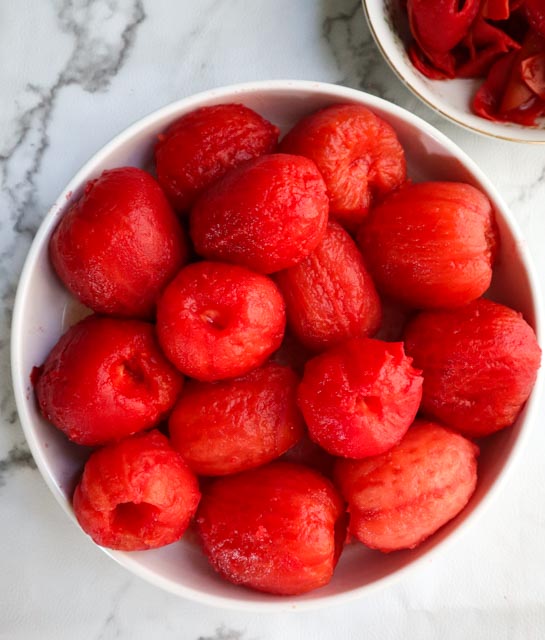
{"left": 363, "top": 0, "right": 545, "bottom": 142}
{"left": 12, "top": 81, "right": 542, "bottom": 610}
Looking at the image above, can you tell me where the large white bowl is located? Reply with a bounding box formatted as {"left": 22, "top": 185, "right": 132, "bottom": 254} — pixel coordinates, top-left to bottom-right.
{"left": 11, "top": 80, "right": 544, "bottom": 611}
{"left": 362, "top": 0, "right": 545, "bottom": 143}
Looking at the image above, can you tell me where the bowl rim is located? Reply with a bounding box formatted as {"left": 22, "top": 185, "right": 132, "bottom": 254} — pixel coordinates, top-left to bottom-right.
{"left": 11, "top": 79, "right": 545, "bottom": 611}
{"left": 361, "top": 0, "right": 545, "bottom": 144}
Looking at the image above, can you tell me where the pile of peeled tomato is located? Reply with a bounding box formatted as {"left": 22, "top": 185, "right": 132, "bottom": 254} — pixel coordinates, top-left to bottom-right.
{"left": 33, "top": 101, "right": 541, "bottom": 596}
{"left": 406, "top": 0, "right": 545, "bottom": 125}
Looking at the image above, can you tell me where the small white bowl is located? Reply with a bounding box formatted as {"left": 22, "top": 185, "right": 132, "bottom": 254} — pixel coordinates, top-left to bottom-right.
{"left": 11, "top": 80, "right": 544, "bottom": 611}
{"left": 362, "top": 0, "right": 545, "bottom": 143}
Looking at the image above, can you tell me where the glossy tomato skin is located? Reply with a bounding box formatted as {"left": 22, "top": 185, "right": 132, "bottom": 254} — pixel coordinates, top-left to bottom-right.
{"left": 298, "top": 338, "right": 423, "bottom": 459}
{"left": 358, "top": 182, "right": 497, "bottom": 309}
{"left": 169, "top": 362, "right": 304, "bottom": 476}
{"left": 404, "top": 298, "right": 541, "bottom": 437}
{"left": 280, "top": 104, "right": 406, "bottom": 231}
{"left": 50, "top": 167, "right": 187, "bottom": 318}
{"left": 190, "top": 154, "right": 329, "bottom": 273}
{"left": 73, "top": 431, "right": 200, "bottom": 551}
{"left": 196, "top": 462, "right": 346, "bottom": 595}
{"left": 275, "top": 220, "right": 382, "bottom": 351}
{"left": 156, "top": 261, "right": 286, "bottom": 381}
{"left": 155, "top": 104, "right": 279, "bottom": 213}
{"left": 35, "top": 315, "right": 183, "bottom": 446}
{"left": 334, "top": 420, "right": 478, "bottom": 552}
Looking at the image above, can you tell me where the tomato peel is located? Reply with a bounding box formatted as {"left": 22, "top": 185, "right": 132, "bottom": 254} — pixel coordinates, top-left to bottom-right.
{"left": 481, "top": 0, "right": 510, "bottom": 21}
{"left": 406, "top": 0, "right": 545, "bottom": 125}
{"left": 407, "top": 0, "right": 481, "bottom": 54}
{"left": 457, "top": 17, "right": 520, "bottom": 78}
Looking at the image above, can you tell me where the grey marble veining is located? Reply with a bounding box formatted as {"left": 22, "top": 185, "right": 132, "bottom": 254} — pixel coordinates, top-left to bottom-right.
{"left": 323, "top": 0, "right": 403, "bottom": 99}
{"left": 197, "top": 628, "right": 254, "bottom": 640}
{"left": 2, "top": 1, "right": 145, "bottom": 235}
{"left": 0, "top": 442, "right": 36, "bottom": 488}
{"left": 94, "top": 579, "right": 133, "bottom": 640}
{"left": 0, "top": 0, "right": 147, "bottom": 472}
{"left": 2, "top": 1, "right": 545, "bottom": 638}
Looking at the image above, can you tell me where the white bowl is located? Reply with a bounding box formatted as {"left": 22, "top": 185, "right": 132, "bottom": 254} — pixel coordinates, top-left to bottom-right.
{"left": 362, "top": 0, "right": 545, "bottom": 143}
{"left": 11, "top": 80, "right": 544, "bottom": 611}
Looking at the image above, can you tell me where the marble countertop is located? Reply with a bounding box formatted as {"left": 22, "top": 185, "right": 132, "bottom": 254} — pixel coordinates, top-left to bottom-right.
{"left": 2, "top": 1, "right": 545, "bottom": 638}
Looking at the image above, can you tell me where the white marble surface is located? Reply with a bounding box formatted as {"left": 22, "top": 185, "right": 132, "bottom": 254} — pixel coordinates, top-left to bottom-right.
{"left": 2, "top": 1, "right": 545, "bottom": 638}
